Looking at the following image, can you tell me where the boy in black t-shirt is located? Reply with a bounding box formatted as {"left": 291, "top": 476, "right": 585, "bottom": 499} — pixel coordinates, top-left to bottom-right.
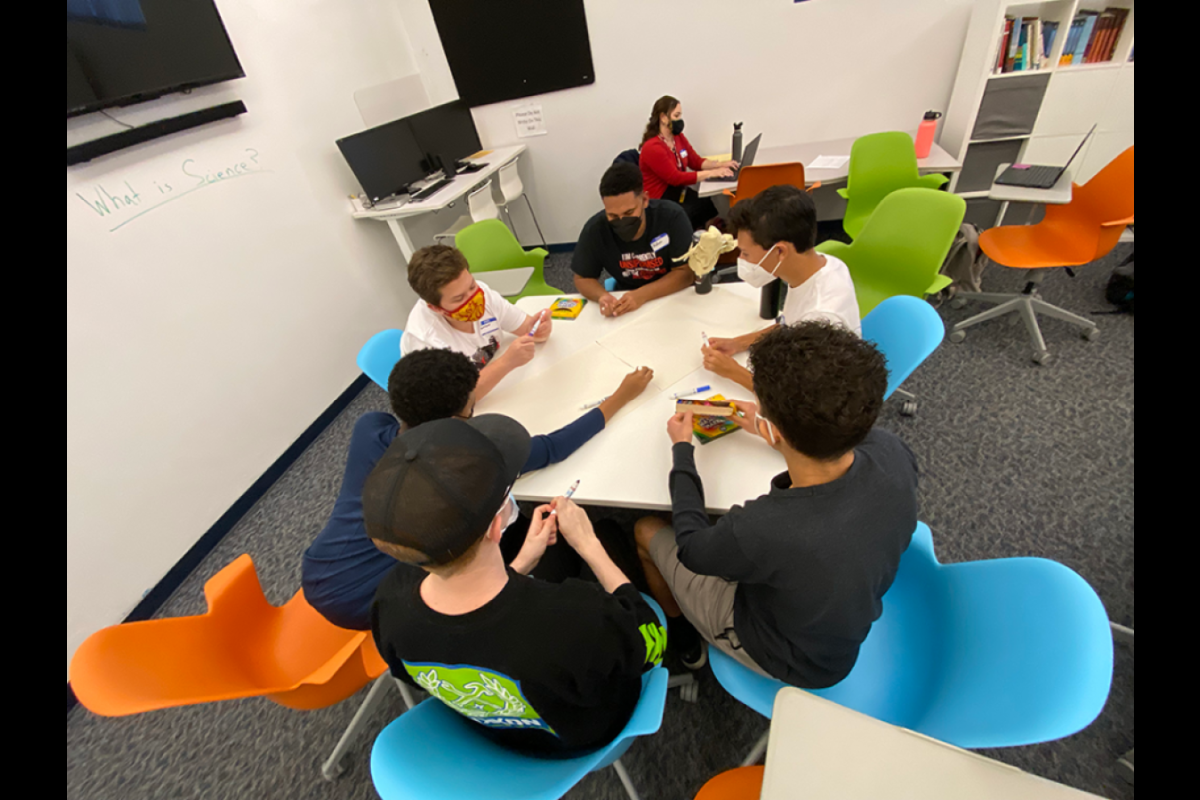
{"left": 366, "top": 414, "right": 665, "bottom": 758}
{"left": 571, "top": 162, "right": 695, "bottom": 317}
{"left": 635, "top": 322, "right": 919, "bottom": 689}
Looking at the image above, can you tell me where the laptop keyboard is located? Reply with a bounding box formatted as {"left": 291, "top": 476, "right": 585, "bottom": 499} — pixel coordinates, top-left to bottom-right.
{"left": 999, "top": 165, "right": 1061, "bottom": 188}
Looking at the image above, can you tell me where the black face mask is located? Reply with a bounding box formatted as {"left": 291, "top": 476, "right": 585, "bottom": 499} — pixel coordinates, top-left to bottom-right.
{"left": 670, "top": 118, "right": 685, "bottom": 136}
{"left": 610, "top": 211, "right": 643, "bottom": 242}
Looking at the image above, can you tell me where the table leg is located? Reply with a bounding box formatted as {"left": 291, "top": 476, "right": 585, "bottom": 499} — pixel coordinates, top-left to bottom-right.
{"left": 386, "top": 218, "right": 417, "bottom": 264}
{"left": 993, "top": 200, "right": 1010, "bottom": 229}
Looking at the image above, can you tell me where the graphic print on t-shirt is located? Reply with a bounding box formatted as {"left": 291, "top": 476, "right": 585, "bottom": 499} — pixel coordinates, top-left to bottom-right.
{"left": 618, "top": 249, "right": 667, "bottom": 282}
{"left": 471, "top": 336, "right": 500, "bottom": 368}
{"left": 404, "top": 661, "right": 558, "bottom": 736}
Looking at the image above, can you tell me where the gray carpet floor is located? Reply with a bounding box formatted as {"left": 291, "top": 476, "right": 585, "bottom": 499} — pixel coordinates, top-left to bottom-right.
{"left": 67, "top": 244, "right": 1134, "bottom": 800}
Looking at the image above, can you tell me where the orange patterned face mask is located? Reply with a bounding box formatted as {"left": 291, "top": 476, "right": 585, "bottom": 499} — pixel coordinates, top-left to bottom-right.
{"left": 435, "top": 286, "right": 486, "bottom": 323}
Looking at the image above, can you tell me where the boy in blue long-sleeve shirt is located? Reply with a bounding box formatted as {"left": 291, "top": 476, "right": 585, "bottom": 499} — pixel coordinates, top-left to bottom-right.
{"left": 303, "top": 348, "right": 653, "bottom": 630}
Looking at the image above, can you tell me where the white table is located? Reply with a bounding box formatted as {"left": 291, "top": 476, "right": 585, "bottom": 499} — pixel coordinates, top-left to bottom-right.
{"left": 989, "top": 162, "right": 1075, "bottom": 227}
{"left": 694, "top": 133, "right": 962, "bottom": 199}
{"left": 475, "top": 284, "right": 787, "bottom": 513}
{"left": 349, "top": 145, "right": 527, "bottom": 262}
{"left": 760, "top": 688, "right": 1107, "bottom": 800}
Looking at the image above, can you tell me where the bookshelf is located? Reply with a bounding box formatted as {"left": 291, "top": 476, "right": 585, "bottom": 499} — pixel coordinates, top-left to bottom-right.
{"left": 941, "top": 0, "right": 1135, "bottom": 227}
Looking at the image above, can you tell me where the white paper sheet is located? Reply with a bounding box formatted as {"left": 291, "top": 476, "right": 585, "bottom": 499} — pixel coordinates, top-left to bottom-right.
{"left": 474, "top": 343, "right": 655, "bottom": 435}
{"left": 808, "top": 155, "right": 851, "bottom": 170}
{"left": 596, "top": 315, "right": 712, "bottom": 391}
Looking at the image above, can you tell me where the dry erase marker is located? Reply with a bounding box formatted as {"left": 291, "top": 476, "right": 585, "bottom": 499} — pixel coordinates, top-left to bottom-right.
{"left": 580, "top": 396, "right": 610, "bottom": 410}
{"left": 668, "top": 385, "right": 711, "bottom": 400}
{"left": 550, "top": 480, "right": 581, "bottom": 515}
{"left": 529, "top": 309, "right": 548, "bottom": 336}
{"left": 701, "top": 331, "right": 712, "bottom": 348}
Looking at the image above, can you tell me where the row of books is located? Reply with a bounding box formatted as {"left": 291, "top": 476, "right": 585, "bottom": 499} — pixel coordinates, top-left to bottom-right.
{"left": 1058, "top": 8, "right": 1131, "bottom": 66}
{"left": 992, "top": 7, "right": 1131, "bottom": 75}
{"left": 993, "top": 16, "right": 1059, "bottom": 73}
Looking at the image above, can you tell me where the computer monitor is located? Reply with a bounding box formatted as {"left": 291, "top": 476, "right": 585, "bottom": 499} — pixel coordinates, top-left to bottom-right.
{"left": 336, "top": 118, "right": 428, "bottom": 203}
{"left": 405, "top": 100, "right": 484, "bottom": 171}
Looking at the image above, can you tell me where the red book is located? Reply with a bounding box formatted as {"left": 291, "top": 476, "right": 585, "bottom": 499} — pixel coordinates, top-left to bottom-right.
{"left": 1105, "top": 8, "right": 1130, "bottom": 60}
{"left": 997, "top": 18, "right": 1014, "bottom": 72}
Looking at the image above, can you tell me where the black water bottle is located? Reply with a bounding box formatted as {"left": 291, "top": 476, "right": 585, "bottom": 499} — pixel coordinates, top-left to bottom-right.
{"left": 759, "top": 280, "right": 781, "bottom": 320}
{"left": 732, "top": 122, "right": 744, "bottom": 165}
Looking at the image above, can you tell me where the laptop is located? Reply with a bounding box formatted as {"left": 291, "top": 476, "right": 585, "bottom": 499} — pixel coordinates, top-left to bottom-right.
{"left": 995, "top": 125, "right": 1095, "bottom": 189}
{"left": 706, "top": 133, "right": 762, "bottom": 183}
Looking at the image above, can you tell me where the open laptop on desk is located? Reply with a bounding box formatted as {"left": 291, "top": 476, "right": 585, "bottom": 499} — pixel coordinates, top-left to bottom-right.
{"left": 995, "top": 125, "right": 1094, "bottom": 189}
{"left": 706, "top": 133, "right": 762, "bottom": 183}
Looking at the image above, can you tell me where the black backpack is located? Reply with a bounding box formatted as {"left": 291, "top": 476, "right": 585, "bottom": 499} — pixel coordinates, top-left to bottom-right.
{"left": 1105, "top": 252, "right": 1134, "bottom": 313}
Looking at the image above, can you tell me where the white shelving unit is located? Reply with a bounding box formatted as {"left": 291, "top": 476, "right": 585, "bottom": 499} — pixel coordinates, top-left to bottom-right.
{"left": 942, "top": 0, "right": 1134, "bottom": 227}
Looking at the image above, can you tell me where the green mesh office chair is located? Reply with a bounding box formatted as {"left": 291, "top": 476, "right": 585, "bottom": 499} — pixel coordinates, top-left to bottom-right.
{"left": 839, "top": 132, "right": 950, "bottom": 240}
{"left": 455, "top": 219, "right": 559, "bottom": 301}
{"left": 817, "top": 188, "right": 965, "bottom": 317}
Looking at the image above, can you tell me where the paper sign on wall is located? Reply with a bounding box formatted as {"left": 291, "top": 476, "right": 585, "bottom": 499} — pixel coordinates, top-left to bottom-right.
{"left": 513, "top": 104, "right": 547, "bottom": 138}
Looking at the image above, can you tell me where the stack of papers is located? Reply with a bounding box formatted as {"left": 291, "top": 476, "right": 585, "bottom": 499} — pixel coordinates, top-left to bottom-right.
{"left": 808, "top": 155, "right": 851, "bottom": 170}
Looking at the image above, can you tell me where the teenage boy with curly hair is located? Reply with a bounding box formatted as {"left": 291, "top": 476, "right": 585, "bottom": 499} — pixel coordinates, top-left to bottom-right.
{"left": 635, "top": 322, "right": 919, "bottom": 687}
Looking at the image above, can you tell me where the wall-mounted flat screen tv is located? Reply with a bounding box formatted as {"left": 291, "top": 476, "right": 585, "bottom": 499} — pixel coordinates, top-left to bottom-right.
{"left": 67, "top": 0, "right": 245, "bottom": 118}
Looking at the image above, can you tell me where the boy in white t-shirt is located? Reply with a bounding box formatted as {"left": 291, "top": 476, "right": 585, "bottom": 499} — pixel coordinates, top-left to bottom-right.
{"left": 702, "top": 186, "right": 862, "bottom": 392}
{"left": 402, "top": 245, "right": 551, "bottom": 400}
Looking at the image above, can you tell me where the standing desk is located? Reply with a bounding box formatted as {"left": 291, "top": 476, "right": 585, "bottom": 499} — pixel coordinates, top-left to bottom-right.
{"left": 348, "top": 145, "right": 527, "bottom": 263}
{"left": 760, "top": 688, "right": 1108, "bottom": 800}
{"left": 473, "top": 284, "right": 786, "bottom": 513}
{"left": 694, "top": 133, "right": 961, "bottom": 199}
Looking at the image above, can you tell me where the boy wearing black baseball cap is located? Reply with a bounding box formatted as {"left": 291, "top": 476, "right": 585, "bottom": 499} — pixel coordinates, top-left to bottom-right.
{"left": 366, "top": 415, "right": 666, "bottom": 757}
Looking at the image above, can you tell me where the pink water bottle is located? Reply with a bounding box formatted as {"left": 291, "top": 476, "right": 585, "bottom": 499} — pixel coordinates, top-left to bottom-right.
{"left": 915, "top": 110, "right": 942, "bottom": 159}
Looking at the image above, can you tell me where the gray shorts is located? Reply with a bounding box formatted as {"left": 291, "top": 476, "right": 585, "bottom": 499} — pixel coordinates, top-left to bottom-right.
{"left": 649, "top": 527, "right": 771, "bottom": 677}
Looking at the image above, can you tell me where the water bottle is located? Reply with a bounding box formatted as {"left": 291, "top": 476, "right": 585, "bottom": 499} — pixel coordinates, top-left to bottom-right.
{"left": 914, "top": 111, "right": 942, "bottom": 159}
{"left": 759, "top": 280, "right": 781, "bottom": 320}
{"left": 732, "top": 122, "right": 744, "bottom": 165}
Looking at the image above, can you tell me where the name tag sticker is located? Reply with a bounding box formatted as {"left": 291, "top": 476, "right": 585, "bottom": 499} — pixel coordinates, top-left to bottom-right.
{"left": 479, "top": 316, "right": 500, "bottom": 336}
{"left": 680, "top": 150, "right": 689, "bottom": 158}
{"left": 651, "top": 233, "right": 670, "bottom": 252}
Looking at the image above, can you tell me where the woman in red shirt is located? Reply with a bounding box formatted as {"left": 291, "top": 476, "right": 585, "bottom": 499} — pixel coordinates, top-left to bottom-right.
{"left": 638, "top": 95, "right": 738, "bottom": 229}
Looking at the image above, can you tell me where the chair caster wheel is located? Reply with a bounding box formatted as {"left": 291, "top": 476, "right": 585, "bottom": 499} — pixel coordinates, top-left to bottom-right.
{"left": 1033, "top": 351, "right": 1052, "bottom": 365}
{"left": 950, "top": 297, "right": 968, "bottom": 310}
{"left": 901, "top": 401, "right": 918, "bottom": 417}
{"left": 1083, "top": 327, "right": 1100, "bottom": 341}
{"left": 680, "top": 681, "right": 700, "bottom": 704}
{"left": 322, "top": 759, "right": 347, "bottom": 781}
{"left": 949, "top": 330, "right": 966, "bottom": 344}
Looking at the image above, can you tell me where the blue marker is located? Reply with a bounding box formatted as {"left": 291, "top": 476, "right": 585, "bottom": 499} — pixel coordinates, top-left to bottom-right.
{"left": 668, "top": 385, "right": 712, "bottom": 400}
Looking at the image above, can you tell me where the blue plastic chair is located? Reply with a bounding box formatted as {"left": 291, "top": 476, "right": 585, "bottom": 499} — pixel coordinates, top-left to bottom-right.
{"left": 861, "top": 295, "right": 945, "bottom": 416}
{"left": 357, "top": 330, "right": 404, "bottom": 391}
{"left": 370, "top": 596, "right": 671, "bottom": 800}
{"left": 710, "top": 523, "right": 1113, "bottom": 764}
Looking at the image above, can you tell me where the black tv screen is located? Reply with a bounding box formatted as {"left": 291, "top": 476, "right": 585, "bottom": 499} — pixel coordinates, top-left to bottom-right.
{"left": 67, "top": 0, "right": 245, "bottom": 117}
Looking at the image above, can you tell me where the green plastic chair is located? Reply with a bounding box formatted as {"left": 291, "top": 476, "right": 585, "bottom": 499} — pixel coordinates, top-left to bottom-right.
{"left": 455, "top": 219, "right": 559, "bottom": 301}
{"left": 817, "top": 187, "right": 965, "bottom": 317}
{"left": 838, "top": 132, "right": 950, "bottom": 240}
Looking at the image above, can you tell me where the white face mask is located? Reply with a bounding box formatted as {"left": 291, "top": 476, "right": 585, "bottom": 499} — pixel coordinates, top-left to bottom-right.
{"left": 497, "top": 492, "right": 521, "bottom": 531}
{"left": 736, "top": 245, "right": 782, "bottom": 289}
{"left": 758, "top": 415, "right": 781, "bottom": 447}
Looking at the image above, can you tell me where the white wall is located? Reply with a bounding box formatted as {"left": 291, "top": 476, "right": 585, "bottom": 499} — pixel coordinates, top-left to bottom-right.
{"left": 399, "top": 0, "right": 976, "bottom": 245}
{"left": 66, "top": 0, "right": 423, "bottom": 675}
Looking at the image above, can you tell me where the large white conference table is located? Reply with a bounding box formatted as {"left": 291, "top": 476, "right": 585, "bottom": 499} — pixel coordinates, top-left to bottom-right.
{"left": 473, "top": 283, "right": 785, "bottom": 513}
{"left": 349, "top": 144, "right": 527, "bottom": 263}
{"left": 694, "top": 133, "right": 961, "bottom": 199}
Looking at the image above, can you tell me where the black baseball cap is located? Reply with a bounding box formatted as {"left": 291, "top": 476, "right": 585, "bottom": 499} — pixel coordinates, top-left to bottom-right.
{"left": 363, "top": 415, "right": 531, "bottom": 566}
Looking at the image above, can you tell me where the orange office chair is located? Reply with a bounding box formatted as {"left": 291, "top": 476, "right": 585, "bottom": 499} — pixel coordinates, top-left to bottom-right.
{"left": 69, "top": 554, "right": 413, "bottom": 780}
{"left": 724, "top": 162, "right": 820, "bottom": 208}
{"left": 949, "top": 147, "right": 1134, "bottom": 365}
{"left": 694, "top": 766, "right": 765, "bottom": 799}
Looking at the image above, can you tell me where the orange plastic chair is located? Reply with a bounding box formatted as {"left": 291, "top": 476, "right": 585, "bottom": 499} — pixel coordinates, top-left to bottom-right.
{"left": 694, "top": 766, "right": 765, "bottom": 800}
{"left": 950, "top": 146, "right": 1134, "bottom": 364}
{"left": 70, "top": 554, "right": 402, "bottom": 780}
{"left": 724, "top": 162, "right": 821, "bottom": 208}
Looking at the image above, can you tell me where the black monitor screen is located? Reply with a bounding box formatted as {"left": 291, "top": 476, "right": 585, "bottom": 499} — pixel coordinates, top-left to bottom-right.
{"left": 336, "top": 119, "right": 428, "bottom": 204}
{"left": 406, "top": 100, "right": 483, "bottom": 167}
{"left": 67, "top": 0, "right": 245, "bottom": 117}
